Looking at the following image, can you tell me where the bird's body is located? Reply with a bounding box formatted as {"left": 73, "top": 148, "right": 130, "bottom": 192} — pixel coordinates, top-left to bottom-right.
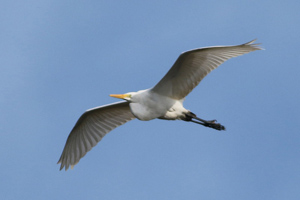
{"left": 58, "top": 40, "right": 262, "bottom": 170}
{"left": 124, "top": 90, "right": 187, "bottom": 121}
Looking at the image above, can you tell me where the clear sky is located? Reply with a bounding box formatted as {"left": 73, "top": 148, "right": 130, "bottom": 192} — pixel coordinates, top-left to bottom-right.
{"left": 1, "top": 1, "right": 300, "bottom": 199}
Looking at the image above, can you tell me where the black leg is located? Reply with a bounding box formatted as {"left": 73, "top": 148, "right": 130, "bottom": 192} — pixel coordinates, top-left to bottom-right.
{"left": 184, "top": 112, "right": 226, "bottom": 131}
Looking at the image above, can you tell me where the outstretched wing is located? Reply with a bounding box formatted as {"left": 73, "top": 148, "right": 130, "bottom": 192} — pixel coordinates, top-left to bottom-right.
{"left": 58, "top": 101, "right": 135, "bottom": 170}
{"left": 152, "top": 40, "right": 262, "bottom": 99}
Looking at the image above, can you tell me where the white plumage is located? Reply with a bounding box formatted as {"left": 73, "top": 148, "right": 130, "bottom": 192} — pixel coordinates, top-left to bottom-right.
{"left": 58, "top": 40, "right": 262, "bottom": 170}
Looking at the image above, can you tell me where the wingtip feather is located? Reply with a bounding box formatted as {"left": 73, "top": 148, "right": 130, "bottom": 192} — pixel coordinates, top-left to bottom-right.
{"left": 245, "top": 39, "right": 264, "bottom": 50}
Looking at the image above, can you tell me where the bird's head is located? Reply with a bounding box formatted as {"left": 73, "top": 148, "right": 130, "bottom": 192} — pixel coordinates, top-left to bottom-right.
{"left": 110, "top": 92, "right": 136, "bottom": 101}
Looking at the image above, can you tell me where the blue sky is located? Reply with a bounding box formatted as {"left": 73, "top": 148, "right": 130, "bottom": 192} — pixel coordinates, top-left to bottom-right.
{"left": 1, "top": 1, "right": 300, "bottom": 199}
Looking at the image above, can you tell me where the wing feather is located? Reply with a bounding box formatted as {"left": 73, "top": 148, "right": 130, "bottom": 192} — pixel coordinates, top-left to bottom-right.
{"left": 57, "top": 101, "right": 135, "bottom": 170}
{"left": 152, "top": 40, "right": 262, "bottom": 99}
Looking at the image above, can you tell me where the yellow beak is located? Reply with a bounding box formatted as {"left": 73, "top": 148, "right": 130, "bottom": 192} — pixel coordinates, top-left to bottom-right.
{"left": 109, "top": 94, "right": 129, "bottom": 99}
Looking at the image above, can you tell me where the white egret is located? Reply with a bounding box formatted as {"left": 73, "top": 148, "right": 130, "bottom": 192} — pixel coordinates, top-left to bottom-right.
{"left": 58, "top": 40, "right": 262, "bottom": 170}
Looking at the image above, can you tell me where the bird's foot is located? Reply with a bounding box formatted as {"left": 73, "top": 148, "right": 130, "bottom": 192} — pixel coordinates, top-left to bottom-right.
{"left": 203, "top": 120, "right": 225, "bottom": 131}
{"left": 184, "top": 112, "right": 226, "bottom": 131}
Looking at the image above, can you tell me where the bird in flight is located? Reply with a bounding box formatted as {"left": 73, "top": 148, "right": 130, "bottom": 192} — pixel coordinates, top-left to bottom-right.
{"left": 58, "top": 40, "right": 262, "bottom": 170}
